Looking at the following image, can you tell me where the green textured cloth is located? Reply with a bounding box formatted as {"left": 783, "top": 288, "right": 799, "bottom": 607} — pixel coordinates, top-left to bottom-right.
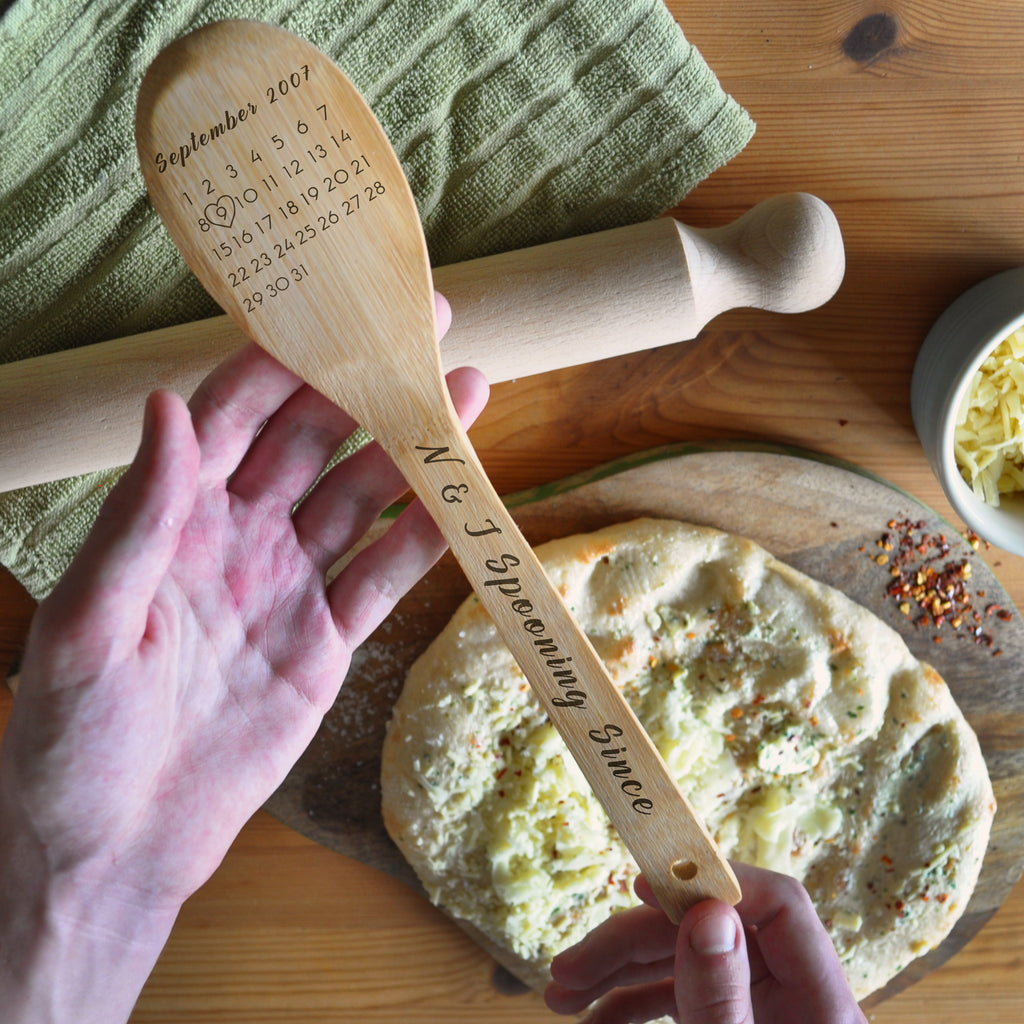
{"left": 0, "top": 0, "right": 753, "bottom": 600}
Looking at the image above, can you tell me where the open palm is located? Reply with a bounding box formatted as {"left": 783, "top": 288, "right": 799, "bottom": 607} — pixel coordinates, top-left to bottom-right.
{"left": 2, "top": 330, "right": 488, "bottom": 914}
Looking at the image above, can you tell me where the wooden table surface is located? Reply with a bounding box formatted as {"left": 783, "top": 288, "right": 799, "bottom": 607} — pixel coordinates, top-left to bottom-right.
{"left": 3, "top": 1, "right": 1024, "bottom": 1020}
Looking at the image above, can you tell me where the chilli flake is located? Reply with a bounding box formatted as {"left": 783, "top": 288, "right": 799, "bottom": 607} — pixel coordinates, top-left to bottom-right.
{"left": 866, "top": 517, "right": 1009, "bottom": 654}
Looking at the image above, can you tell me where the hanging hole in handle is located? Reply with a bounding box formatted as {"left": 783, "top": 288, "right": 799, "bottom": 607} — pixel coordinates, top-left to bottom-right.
{"left": 671, "top": 859, "right": 699, "bottom": 881}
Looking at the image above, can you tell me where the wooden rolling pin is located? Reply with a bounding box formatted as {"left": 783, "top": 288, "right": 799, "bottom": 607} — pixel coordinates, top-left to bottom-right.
{"left": 0, "top": 192, "right": 843, "bottom": 492}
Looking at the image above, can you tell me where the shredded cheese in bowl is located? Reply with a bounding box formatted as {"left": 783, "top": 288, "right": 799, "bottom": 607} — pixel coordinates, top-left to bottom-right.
{"left": 954, "top": 325, "right": 1024, "bottom": 505}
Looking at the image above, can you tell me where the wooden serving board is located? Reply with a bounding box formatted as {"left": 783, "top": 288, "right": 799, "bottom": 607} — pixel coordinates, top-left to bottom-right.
{"left": 264, "top": 442, "right": 1024, "bottom": 1006}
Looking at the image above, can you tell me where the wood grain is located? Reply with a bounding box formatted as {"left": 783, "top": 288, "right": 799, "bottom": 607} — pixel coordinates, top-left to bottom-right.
{"left": 2, "top": 0, "right": 1024, "bottom": 1019}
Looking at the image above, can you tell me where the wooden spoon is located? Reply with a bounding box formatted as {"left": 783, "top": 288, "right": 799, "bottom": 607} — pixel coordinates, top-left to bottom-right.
{"left": 135, "top": 19, "right": 740, "bottom": 920}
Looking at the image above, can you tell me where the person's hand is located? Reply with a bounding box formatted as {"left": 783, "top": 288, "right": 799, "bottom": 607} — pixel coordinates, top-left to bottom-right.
{"left": 545, "top": 861, "right": 868, "bottom": 1024}
{"left": 0, "top": 298, "right": 489, "bottom": 1023}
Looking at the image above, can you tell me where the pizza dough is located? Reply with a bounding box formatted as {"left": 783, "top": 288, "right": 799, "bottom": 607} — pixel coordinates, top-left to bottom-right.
{"left": 381, "top": 518, "right": 995, "bottom": 999}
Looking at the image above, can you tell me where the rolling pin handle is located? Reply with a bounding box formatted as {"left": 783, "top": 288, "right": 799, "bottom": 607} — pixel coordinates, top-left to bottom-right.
{"left": 677, "top": 192, "right": 846, "bottom": 326}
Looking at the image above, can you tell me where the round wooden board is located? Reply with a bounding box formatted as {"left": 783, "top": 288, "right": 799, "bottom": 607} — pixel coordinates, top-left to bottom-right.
{"left": 265, "top": 442, "right": 1024, "bottom": 1006}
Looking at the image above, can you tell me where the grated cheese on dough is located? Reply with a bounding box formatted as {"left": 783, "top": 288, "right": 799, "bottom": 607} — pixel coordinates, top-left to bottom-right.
{"left": 381, "top": 519, "right": 995, "bottom": 1001}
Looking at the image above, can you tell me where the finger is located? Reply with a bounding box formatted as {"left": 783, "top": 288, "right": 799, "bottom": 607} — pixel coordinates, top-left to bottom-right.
{"left": 222, "top": 291, "right": 459, "bottom": 510}
{"left": 324, "top": 366, "right": 489, "bottom": 645}
{"left": 674, "top": 900, "right": 753, "bottom": 1024}
{"left": 227, "top": 382, "right": 361, "bottom": 509}
{"left": 35, "top": 390, "right": 200, "bottom": 671}
{"left": 435, "top": 290, "right": 452, "bottom": 337}
{"left": 548, "top": 903, "right": 678, "bottom": 994}
{"left": 545, "top": 955, "right": 675, "bottom": 1016}
{"left": 568, "top": 979, "right": 677, "bottom": 1024}
{"left": 326, "top": 498, "right": 445, "bottom": 647}
{"left": 297, "top": 366, "right": 489, "bottom": 568}
{"left": 188, "top": 341, "right": 306, "bottom": 485}
{"left": 635, "top": 873, "right": 659, "bottom": 909}
{"left": 729, "top": 863, "right": 855, "bottom": 1008}
{"left": 228, "top": 292, "right": 455, "bottom": 508}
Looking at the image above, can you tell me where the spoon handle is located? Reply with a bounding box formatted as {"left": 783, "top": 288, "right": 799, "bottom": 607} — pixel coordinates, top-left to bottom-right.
{"left": 384, "top": 408, "right": 741, "bottom": 921}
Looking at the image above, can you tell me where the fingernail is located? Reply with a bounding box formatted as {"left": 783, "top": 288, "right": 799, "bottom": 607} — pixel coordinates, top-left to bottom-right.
{"left": 691, "top": 910, "right": 738, "bottom": 956}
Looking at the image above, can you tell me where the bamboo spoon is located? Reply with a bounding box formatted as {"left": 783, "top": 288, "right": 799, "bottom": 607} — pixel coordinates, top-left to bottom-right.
{"left": 136, "top": 19, "right": 740, "bottom": 920}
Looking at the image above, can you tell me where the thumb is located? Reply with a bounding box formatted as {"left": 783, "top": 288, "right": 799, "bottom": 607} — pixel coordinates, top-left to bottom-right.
{"left": 675, "top": 901, "right": 754, "bottom": 1024}
{"left": 37, "top": 390, "right": 200, "bottom": 665}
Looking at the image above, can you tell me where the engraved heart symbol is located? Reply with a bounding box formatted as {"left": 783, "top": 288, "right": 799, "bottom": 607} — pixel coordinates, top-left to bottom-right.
{"left": 203, "top": 196, "right": 235, "bottom": 228}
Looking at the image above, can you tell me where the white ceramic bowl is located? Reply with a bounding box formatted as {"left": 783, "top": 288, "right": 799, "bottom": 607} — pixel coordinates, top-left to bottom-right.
{"left": 911, "top": 265, "right": 1024, "bottom": 555}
